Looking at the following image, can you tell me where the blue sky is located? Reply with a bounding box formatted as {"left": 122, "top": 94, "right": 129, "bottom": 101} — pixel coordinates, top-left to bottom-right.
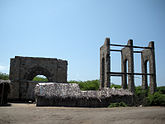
{"left": 0, "top": 0, "right": 165, "bottom": 86}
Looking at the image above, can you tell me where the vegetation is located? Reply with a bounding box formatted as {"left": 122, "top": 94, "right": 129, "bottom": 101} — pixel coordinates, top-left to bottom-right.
{"left": 0, "top": 72, "right": 164, "bottom": 106}
{"left": 32, "top": 76, "right": 48, "bottom": 82}
{"left": 68, "top": 80, "right": 100, "bottom": 90}
{"left": 134, "top": 86, "right": 165, "bottom": 106}
{"left": 0, "top": 72, "right": 49, "bottom": 81}
{"left": 145, "top": 91, "right": 165, "bottom": 106}
{"left": 108, "top": 102, "right": 127, "bottom": 108}
{"left": 134, "top": 86, "right": 148, "bottom": 106}
{"left": 68, "top": 81, "right": 122, "bottom": 90}
{"left": 69, "top": 80, "right": 165, "bottom": 106}
{"left": 110, "top": 83, "right": 121, "bottom": 89}
{"left": 157, "top": 86, "right": 165, "bottom": 94}
{"left": 0, "top": 72, "right": 9, "bottom": 80}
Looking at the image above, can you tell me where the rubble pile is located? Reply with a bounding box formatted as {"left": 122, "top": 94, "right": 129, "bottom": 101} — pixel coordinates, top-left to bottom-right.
{"left": 35, "top": 83, "right": 134, "bottom": 107}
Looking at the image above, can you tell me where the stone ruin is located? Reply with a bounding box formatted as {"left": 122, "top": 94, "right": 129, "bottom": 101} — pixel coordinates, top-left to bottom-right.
{"left": 1, "top": 37, "right": 157, "bottom": 106}
{"left": 100, "top": 38, "right": 157, "bottom": 94}
{"left": 35, "top": 83, "right": 133, "bottom": 107}
{"left": 0, "top": 80, "right": 10, "bottom": 105}
{"left": 8, "top": 56, "right": 67, "bottom": 101}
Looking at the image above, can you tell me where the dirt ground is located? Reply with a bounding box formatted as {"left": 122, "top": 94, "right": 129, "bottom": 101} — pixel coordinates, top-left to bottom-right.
{"left": 0, "top": 103, "right": 165, "bottom": 124}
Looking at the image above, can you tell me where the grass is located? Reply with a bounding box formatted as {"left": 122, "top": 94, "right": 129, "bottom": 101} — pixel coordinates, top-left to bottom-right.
{"left": 108, "top": 102, "right": 127, "bottom": 108}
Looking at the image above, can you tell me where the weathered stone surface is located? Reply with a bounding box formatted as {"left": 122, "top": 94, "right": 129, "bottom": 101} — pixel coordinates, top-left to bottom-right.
{"left": 35, "top": 83, "right": 134, "bottom": 107}
{"left": 0, "top": 80, "right": 10, "bottom": 105}
{"left": 141, "top": 42, "right": 157, "bottom": 94}
{"left": 100, "top": 38, "right": 157, "bottom": 94}
{"left": 121, "top": 40, "right": 135, "bottom": 93}
{"left": 0, "top": 79, "right": 11, "bottom": 84}
{"left": 100, "top": 38, "right": 110, "bottom": 88}
{"left": 9, "top": 56, "right": 68, "bottom": 101}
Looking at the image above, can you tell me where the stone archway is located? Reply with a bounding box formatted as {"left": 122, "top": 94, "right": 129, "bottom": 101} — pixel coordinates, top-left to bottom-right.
{"left": 9, "top": 56, "right": 68, "bottom": 101}
{"left": 24, "top": 66, "right": 53, "bottom": 82}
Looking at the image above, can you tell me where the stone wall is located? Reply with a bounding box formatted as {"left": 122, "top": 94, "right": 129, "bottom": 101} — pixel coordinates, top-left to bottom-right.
{"left": 100, "top": 38, "right": 157, "bottom": 94}
{"left": 9, "top": 56, "right": 68, "bottom": 101}
{"left": 35, "top": 83, "right": 134, "bottom": 107}
{"left": 0, "top": 80, "right": 10, "bottom": 105}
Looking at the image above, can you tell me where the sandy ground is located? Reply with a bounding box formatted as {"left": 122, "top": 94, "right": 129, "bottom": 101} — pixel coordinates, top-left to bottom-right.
{"left": 0, "top": 103, "right": 165, "bottom": 124}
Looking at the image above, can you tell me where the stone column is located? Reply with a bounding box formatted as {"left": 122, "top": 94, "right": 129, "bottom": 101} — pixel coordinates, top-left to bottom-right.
{"left": 121, "top": 39, "right": 135, "bottom": 93}
{"left": 141, "top": 41, "right": 156, "bottom": 94}
{"left": 100, "top": 38, "right": 110, "bottom": 88}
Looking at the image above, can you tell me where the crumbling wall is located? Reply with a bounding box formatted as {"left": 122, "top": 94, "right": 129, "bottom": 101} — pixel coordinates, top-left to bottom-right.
{"left": 100, "top": 37, "right": 157, "bottom": 94}
{"left": 0, "top": 80, "right": 10, "bottom": 105}
{"left": 9, "top": 56, "right": 68, "bottom": 101}
{"left": 35, "top": 83, "right": 134, "bottom": 107}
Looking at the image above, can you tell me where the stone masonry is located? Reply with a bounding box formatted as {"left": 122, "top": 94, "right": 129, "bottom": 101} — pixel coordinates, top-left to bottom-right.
{"left": 35, "top": 83, "right": 134, "bottom": 107}
{"left": 141, "top": 42, "right": 157, "bottom": 94}
{"left": 100, "top": 38, "right": 110, "bottom": 88}
{"left": 121, "top": 40, "right": 135, "bottom": 93}
{"left": 100, "top": 38, "right": 157, "bottom": 94}
{"left": 9, "top": 56, "right": 67, "bottom": 101}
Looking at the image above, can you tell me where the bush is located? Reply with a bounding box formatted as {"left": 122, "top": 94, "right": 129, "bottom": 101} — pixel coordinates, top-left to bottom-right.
{"left": 68, "top": 80, "right": 100, "bottom": 90}
{"left": 134, "top": 86, "right": 148, "bottom": 105}
{"left": 108, "top": 102, "right": 127, "bottom": 108}
{"left": 0, "top": 72, "right": 9, "bottom": 80}
{"left": 135, "top": 86, "right": 148, "bottom": 97}
{"left": 145, "top": 92, "right": 165, "bottom": 106}
{"left": 32, "top": 76, "right": 48, "bottom": 82}
{"left": 157, "top": 86, "right": 165, "bottom": 94}
{"left": 69, "top": 80, "right": 122, "bottom": 90}
{"left": 110, "top": 83, "right": 121, "bottom": 89}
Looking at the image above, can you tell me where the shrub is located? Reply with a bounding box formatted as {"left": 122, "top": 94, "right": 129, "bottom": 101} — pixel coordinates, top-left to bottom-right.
{"left": 145, "top": 92, "right": 165, "bottom": 106}
{"left": 108, "top": 102, "right": 127, "bottom": 108}
{"left": 135, "top": 86, "right": 148, "bottom": 97}
{"left": 110, "top": 83, "right": 121, "bottom": 89}
{"left": 134, "top": 86, "right": 149, "bottom": 106}
{"left": 68, "top": 80, "right": 100, "bottom": 90}
{"left": 0, "top": 72, "right": 9, "bottom": 80}
{"left": 32, "top": 76, "right": 48, "bottom": 82}
{"left": 157, "top": 86, "right": 165, "bottom": 94}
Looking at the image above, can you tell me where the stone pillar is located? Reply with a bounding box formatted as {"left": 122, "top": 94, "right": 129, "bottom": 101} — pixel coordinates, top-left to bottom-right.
{"left": 121, "top": 39, "right": 135, "bottom": 93}
{"left": 100, "top": 38, "right": 110, "bottom": 89}
{"left": 141, "top": 41, "right": 156, "bottom": 94}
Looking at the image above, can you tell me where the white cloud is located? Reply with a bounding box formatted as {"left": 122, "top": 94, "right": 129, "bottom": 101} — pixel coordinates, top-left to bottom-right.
{"left": 0, "top": 65, "right": 9, "bottom": 73}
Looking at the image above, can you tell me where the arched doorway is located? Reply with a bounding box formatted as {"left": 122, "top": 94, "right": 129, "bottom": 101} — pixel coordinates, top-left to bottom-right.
{"left": 101, "top": 58, "right": 105, "bottom": 88}
{"left": 24, "top": 66, "right": 53, "bottom": 82}
{"left": 9, "top": 56, "right": 68, "bottom": 101}
{"left": 122, "top": 59, "right": 128, "bottom": 89}
{"left": 143, "top": 60, "right": 149, "bottom": 89}
{"left": 32, "top": 75, "right": 48, "bottom": 82}
{"left": 22, "top": 66, "right": 53, "bottom": 101}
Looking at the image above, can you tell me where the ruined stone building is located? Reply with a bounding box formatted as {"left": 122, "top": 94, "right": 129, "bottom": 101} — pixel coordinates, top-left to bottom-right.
{"left": 3, "top": 37, "right": 157, "bottom": 106}
{"left": 9, "top": 56, "right": 67, "bottom": 101}
{"left": 100, "top": 38, "right": 157, "bottom": 94}
{"left": 0, "top": 80, "right": 10, "bottom": 105}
